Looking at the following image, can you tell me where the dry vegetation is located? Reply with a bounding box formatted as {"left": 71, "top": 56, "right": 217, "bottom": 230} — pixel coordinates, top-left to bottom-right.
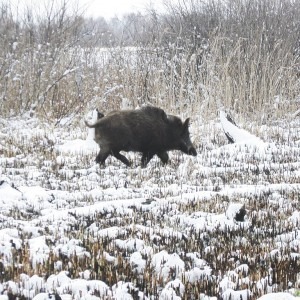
{"left": 1, "top": 0, "right": 300, "bottom": 299}
{"left": 0, "top": 115, "right": 300, "bottom": 299}
{"left": 0, "top": 0, "right": 299, "bottom": 122}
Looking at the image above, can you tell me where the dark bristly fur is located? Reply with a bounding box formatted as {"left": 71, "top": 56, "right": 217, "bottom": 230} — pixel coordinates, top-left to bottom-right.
{"left": 85, "top": 106, "right": 197, "bottom": 167}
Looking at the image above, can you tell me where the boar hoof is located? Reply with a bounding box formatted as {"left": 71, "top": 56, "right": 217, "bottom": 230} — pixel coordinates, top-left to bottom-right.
{"left": 95, "top": 151, "right": 109, "bottom": 165}
{"left": 157, "top": 152, "right": 169, "bottom": 164}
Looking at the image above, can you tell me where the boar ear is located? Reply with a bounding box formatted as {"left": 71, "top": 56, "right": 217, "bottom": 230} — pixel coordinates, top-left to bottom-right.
{"left": 183, "top": 118, "right": 190, "bottom": 129}
{"left": 161, "top": 111, "right": 168, "bottom": 122}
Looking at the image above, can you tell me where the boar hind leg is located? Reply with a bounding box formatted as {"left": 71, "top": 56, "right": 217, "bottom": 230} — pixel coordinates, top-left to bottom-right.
{"left": 141, "top": 152, "right": 154, "bottom": 168}
{"left": 157, "top": 152, "right": 169, "bottom": 164}
{"left": 113, "top": 151, "right": 131, "bottom": 166}
{"left": 95, "top": 150, "right": 109, "bottom": 165}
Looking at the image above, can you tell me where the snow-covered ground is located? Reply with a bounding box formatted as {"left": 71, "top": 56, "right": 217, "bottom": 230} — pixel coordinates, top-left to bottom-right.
{"left": 0, "top": 113, "right": 300, "bottom": 300}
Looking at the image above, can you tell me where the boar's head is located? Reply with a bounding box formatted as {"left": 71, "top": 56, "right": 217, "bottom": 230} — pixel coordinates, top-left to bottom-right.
{"left": 173, "top": 117, "right": 197, "bottom": 157}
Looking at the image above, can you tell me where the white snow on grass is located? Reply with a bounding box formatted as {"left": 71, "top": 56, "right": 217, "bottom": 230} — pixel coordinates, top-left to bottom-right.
{"left": 56, "top": 139, "right": 98, "bottom": 155}
{"left": 257, "top": 292, "right": 300, "bottom": 300}
{"left": 0, "top": 115, "right": 300, "bottom": 299}
{"left": 220, "top": 110, "right": 265, "bottom": 147}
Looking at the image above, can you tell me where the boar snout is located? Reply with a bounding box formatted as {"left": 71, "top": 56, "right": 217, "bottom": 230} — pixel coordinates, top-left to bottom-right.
{"left": 188, "top": 147, "right": 197, "bottom": 156}
{"left": 180, "top": 118, "right": 197, "bottom": 157}
{"left": 179, "top": 142, "right": 197, "bottom": 156}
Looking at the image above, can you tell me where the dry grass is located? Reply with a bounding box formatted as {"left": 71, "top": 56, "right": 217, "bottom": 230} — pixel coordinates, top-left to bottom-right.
{"left": 0, "top": 0, "right": 299, "bottom": 123}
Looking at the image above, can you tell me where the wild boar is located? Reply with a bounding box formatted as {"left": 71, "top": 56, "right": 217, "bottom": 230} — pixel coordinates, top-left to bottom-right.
{"left": 85, "top": 106, "right": 197, "bottom": 167}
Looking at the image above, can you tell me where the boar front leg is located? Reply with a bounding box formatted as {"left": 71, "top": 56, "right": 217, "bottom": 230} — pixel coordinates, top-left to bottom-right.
{"left": 112, "top": 151, "right": 131, "bottom": 167}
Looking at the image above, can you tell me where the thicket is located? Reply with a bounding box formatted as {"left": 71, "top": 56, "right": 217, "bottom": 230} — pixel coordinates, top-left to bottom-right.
{"left": 0, "top": 0, "right": 299, "bottom": 123}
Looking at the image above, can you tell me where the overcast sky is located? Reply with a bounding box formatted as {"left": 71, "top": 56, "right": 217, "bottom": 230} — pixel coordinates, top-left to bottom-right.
{"left": 8, "top": 0, "right": 165, "bottom": 20}
{"left": 81, "top": 0, "right": 165, "bottom": 19}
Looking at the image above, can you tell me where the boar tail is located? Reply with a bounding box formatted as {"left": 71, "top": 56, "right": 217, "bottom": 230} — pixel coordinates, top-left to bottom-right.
{"left": 84, "top": 120, "right": 98, "bottom": 128}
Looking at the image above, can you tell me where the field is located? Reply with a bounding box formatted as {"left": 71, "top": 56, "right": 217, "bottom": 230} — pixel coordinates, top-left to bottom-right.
{"left": 1, "top": 0, "right": 300, "bottom": 298}
{"left": 1, "top": 110, "right": 300, "bottom": 300}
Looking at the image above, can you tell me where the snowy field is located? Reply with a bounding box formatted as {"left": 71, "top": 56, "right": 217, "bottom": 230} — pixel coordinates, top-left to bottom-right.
{"left": 0, "top": 111, "right": 300, "bottom": 300}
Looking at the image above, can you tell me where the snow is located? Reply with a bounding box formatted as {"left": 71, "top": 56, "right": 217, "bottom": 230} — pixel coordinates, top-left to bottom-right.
{"left": 151, "top": 251, "right": 185, "bottom": 281}
{"left": 222, "top": 288, "right": 251, "bottom": 300}
{"left": 0, "top": 181, "right": 23, "bottom": 210}
{"left": 62, "top": 68, "right": 78, "bottom": 77}
{"left": 56, "top": 139, "right": 98, "bottom": 155}
{"left": 220, "top": 110, "right": 265, "bottom": 147}
{"left": 257, "top": 293, "right": 299, "bottom": 300}
{"left": 0, "top": 114, "right": 300, "bottom": 299}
